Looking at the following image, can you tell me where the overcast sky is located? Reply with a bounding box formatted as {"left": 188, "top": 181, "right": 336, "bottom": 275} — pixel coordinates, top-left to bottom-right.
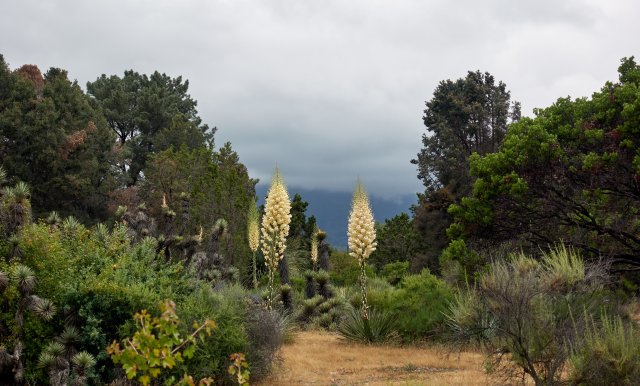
{"left": 2, "top": 0, "right": 639, "bottom": 199}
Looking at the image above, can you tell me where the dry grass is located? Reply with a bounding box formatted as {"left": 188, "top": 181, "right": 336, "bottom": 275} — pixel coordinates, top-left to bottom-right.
{"left": 256, "top": 330, "right": 490, "bottom": 386}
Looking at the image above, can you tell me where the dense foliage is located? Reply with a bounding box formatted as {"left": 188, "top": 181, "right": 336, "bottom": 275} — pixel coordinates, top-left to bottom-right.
{"left": 448, "top": 57, "right": 640, "bottom": 272}
{"left": 409, "top": 71, "right": 521, "bottom": 273}
{"left": 2, "top": 51, "right": 639, "bottom": 386}
{"left": 86, "top": 69, "right": 213, "bottom": 185}
{"left": 0, "top": 56, "right": 116, "bottom": 220}
{"left": 446, "top": 247, "right": 615, "bottom": 385}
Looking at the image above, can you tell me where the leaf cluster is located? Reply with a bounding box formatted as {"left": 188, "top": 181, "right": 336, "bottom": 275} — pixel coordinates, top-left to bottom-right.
{"left": 107, "top": 300, "right": 215, "bottom": 386}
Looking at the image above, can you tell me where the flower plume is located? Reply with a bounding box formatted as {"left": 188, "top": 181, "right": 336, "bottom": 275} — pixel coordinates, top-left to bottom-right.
{"left": 247, "top": 201, "right": 260, "bottom": 253}
{"left": 260, "top": 168, "right": 291, "bottom": 308}
{"left": 347, "top": 181, "right": 377, "bottom": 262}
{"left": 260, "top": 169, "right": 291, "bottom": 266}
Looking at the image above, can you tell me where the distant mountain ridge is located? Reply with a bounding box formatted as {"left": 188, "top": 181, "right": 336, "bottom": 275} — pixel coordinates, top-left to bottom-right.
{"left": 256, "top": 185, "right": 417, "bottom": 250}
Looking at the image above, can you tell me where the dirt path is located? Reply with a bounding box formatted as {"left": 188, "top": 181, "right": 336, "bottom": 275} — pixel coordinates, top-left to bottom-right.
{"left": 256, "top": 330, "right": 490, "bottom": 386}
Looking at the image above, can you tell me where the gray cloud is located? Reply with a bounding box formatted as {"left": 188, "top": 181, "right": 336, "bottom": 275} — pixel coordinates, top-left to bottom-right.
{"left": 2, "top": 0, "right": 638, "bottom": 199}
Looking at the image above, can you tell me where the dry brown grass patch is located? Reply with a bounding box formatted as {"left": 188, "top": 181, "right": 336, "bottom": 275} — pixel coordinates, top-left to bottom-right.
{"left": 256, "top": 330, "right": 489, "bottom": 385}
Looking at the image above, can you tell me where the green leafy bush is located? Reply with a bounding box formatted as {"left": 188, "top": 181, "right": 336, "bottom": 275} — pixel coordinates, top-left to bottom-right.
{"left": 329, "top": 250, "right": 375, "bottom": 286}
{"left": 177, "top": 284, "right": 249, "bottom": 383}
{"left": 380, "top": 261, "right": 410, "bottom": 285}
{"left": 12, "top": 221, "right": 283, "bottom": 384}
{"left": 107, "top": 300, "right": 216, "bottom": 386}
{"left": 369, "top": 269, "right": 454, "bottom": 341}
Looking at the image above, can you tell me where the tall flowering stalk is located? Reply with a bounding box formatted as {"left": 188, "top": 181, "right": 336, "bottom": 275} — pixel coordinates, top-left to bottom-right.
{"left": 247, "top": 200, "right": 260, "bottom": 289}
{"left": 260, "top": 169, "right": 291, "bottom": 309}
{"left": 347, "top": 181, "right": 377, "bottom": 320}
{"left": 310, "top": 226, "right": 319, "bottom": 271}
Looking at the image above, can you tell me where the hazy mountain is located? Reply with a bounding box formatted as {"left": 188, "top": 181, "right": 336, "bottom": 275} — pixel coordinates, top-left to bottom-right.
{"left": 256, "top": 185, "right": 417, "bottom": 250}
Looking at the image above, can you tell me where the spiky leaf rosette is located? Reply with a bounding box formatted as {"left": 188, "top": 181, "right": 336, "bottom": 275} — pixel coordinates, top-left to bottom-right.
{"left": 58, "top": 326, "right": 80, "bottom": 347}
{"left": 247, "top": 201, "right": 260, "bottom": 253}
{"left": 260, "top": 169, "right": 291, "bottom": 268}
{"left": 38, "top": 342, "right": 66, "bottom": 369}
{"left": 13, "top": 265, "right": 36, "bottom": 295}
{"left": 347, "top": 182, "right": 377, "bottom": 262}
{"left": 12, "top": 181, "right": 30, "bottom": 202}
{"left": 72, "top": 351, "right": 96, "bottom": 371}
{"left": 30, "top": 296, "right": 56, "bottom": 320}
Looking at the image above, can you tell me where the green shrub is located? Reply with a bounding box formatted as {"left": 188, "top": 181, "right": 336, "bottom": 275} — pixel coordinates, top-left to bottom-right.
{"left": 177, "top": 284, "right": 249, "bottom": 383}
{"left": 569, "top": 314, "right": 640, "bottom": 385}
{"left": 446, "top": 246, "right": 612, "bottom": 385}
{"left": 329, "top": 250, "right": 375, "bottom": 286}
{"left": 380, "top": 261, "right": 410, "bottom": 285}
{"left": 369, "top": 269, "right": 454, "bottom": 342}
{"left": 107, "top": 300, "right": 215, "bottom": 386}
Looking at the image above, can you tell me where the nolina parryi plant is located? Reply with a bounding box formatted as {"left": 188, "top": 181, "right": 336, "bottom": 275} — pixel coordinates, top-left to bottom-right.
{"left": 260, "top": 169, "right": 291, "bottom": 310}
{"left": 347, "top": 180, "right": 377, "bottom": 319}
{"left": 310, "top": 226, "right": 319, "bottom": 271}
{"left": 247, "top": 200, "right": 260, "bottom": 289}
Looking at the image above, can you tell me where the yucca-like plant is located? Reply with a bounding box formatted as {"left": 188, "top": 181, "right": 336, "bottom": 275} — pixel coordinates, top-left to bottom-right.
{"left": 72, "top": 351, "right": 96, "bottom": 371}
{"left": 260, "top": 169, "right": 291, "bottom": 309}
{"left": 347, "top": 180, "right": 377, "bottom": 319}
{"left": 12, "top": 181, "right": 30, "bottom": 202}
{"left": 13, "top": 265, "right": 36, "bottom": 296}
{"left": 46, "top": 211, "right": 62, "bottom": 227}
{"left": 38, "top": 342, "right": 66, "bottom": 369}
{"left": 248, "top": 200, "right": 260, "bottom": 289}
{"left": 72, "top": 351, "right": 96, "bottom": 384}
{"left": 62, "top": 216, "right": 81, "bottom": 233}
{"left": 338, "top": 307, "right": 396, "bottom": 343}
{"left": 58, "top": 326, "right": 80, "bottom": 349}
{"left": 30, "top": 296, "right": 57, "bottom": 321}
{"left": 94, "top": 222, "right": 110, "bottom": 244}
{"left": 2, "top": 181, "right": 33, "bottom": 234}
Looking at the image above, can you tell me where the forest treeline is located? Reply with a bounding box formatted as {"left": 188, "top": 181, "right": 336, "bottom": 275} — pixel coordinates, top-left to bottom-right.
{"left": 374, "top": 57, "right": 640, "bottom": 284}
{"left": 1, "top": 53, "right": 640, "bottom": 385}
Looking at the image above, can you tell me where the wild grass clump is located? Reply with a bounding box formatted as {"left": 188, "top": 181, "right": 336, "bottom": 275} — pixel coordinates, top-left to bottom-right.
{"left": 568, "top": 314, "right": 640, "bottom": 385}
{"left": 446, "top": 245, "right": 613, "bottom": 385}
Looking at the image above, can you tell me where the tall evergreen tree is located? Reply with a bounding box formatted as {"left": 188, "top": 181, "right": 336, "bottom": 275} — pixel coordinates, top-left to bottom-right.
{"left": 448, "top": 57, "right": 640, "bottom": 272}
{"left": 87, "top": 70, "right": 214, "bottom": 185}
{"left": 410, "top": 71, "right": 519, "bottom": 271}
{"left": 0, "top": 56, "right": 116, "bottom": 220}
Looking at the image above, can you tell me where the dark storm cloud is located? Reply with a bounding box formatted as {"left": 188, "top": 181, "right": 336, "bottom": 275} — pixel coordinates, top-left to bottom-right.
{"left": 2, "top": 0, "right": 639, "bottom": 198}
